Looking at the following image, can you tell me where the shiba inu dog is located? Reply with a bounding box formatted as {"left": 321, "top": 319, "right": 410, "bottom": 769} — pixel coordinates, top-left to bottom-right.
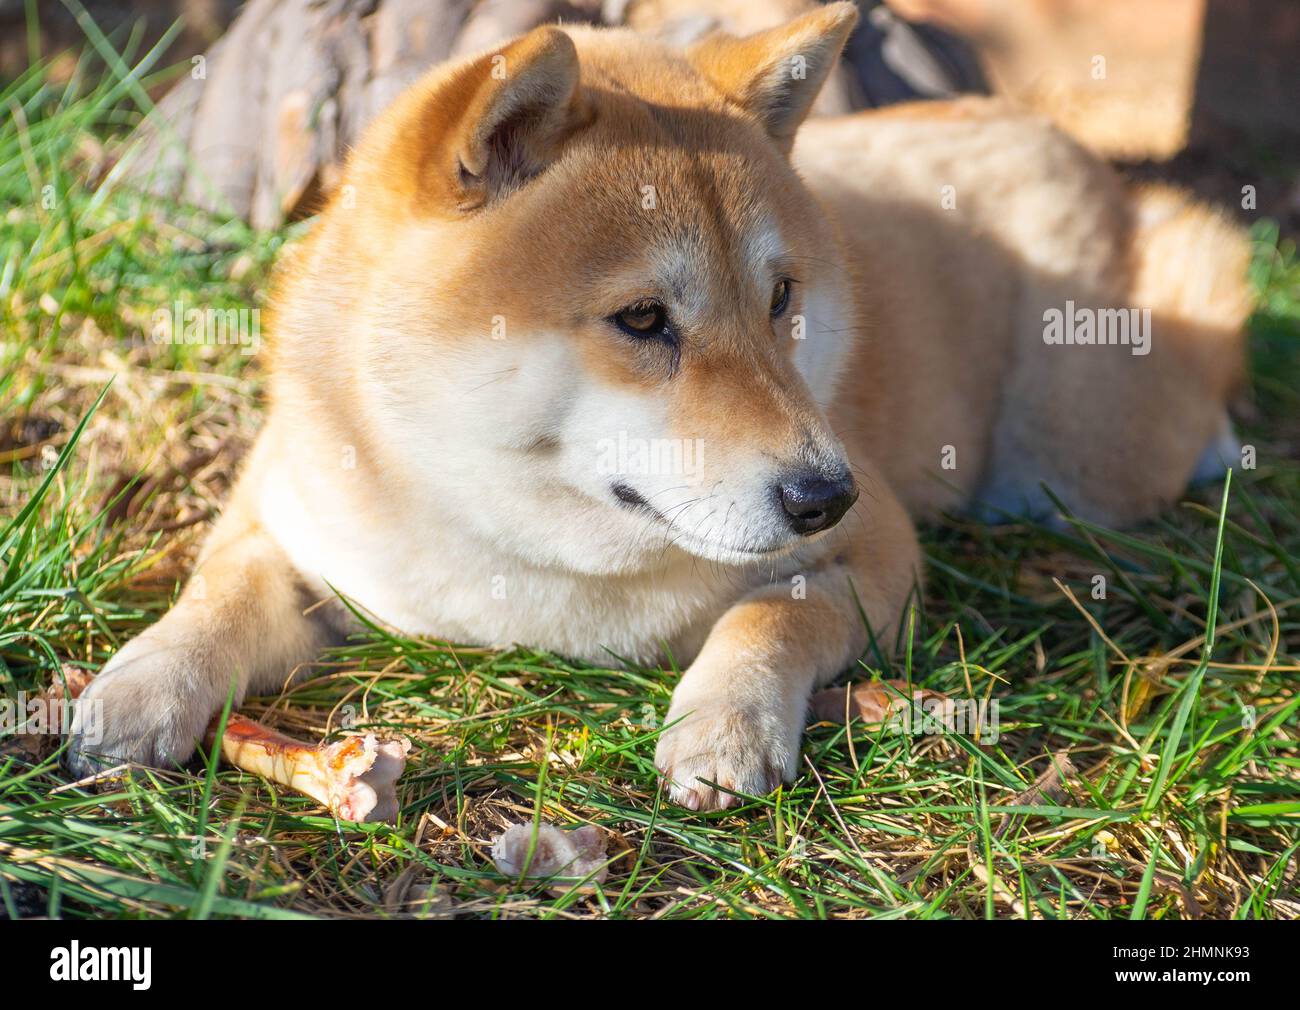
{"left": 68, "top": 3, "right": 1251, "bottom": 810}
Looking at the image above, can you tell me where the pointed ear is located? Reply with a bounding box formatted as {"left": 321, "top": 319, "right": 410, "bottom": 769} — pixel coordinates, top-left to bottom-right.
{"left": 418, "top": 26, "right": 587, "bottom": 211}
{"left": 687, "top": 2, "right": 858, "bottom": 153}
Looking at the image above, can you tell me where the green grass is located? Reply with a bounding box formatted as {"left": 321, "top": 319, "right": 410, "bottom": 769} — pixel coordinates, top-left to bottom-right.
{"left": 1, "top": 10, "right": 1298, "bottom": 920}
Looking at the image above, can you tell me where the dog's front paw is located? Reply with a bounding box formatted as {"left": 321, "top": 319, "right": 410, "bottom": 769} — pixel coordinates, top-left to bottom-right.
{"left": 66, "top": 634, "right": 223, "bottom": 778}
{"left": 654, "top": 692, "right": 801, "bottom": 811}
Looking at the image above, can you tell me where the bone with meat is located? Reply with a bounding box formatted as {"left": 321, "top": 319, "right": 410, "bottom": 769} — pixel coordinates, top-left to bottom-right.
{"left": 51, "top": 667, "right": 408, "bottom": 823}
{"left": 209, "top": 714, "right": 409, "bottom": 823}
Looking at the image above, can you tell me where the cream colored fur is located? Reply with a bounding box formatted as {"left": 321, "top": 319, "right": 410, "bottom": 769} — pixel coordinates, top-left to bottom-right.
{"left": 69, "top": 5, "right": 1250, "bottom": 811}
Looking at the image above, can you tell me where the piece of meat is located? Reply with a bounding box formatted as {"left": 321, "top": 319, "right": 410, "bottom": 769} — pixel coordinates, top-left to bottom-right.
{"left": 208, "top": 715, "right": 409, "bottom": 823}
{"left": 50, "top": 668, "right": 408, "bottom": 822}
{"left": 491, "top": 823, "right": 609, "bottom": 884}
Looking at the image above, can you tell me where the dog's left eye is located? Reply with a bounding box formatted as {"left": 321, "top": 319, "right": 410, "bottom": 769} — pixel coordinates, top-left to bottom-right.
{"left": 613, "top": 301, "right": 671, "bottom": 340}
{"left": 770, "top": 279, "right": 791, "bottom": 317}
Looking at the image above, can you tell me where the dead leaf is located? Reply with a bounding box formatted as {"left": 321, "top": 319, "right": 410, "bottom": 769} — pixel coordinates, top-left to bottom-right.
{"left": 1124, "top": 665, "right": 1165, "bottom": 722}
{"left": 1010, "top": 750, "right": 1077, "bottom": 807}
{"left": 809, "top": 679, "right": 948, "bottom": 726}
{"left": 997, "top": 750, "right": 1077, "bottom": 839}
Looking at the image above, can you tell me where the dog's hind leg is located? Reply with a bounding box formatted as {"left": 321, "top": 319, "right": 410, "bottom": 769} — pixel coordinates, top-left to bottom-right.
{"left": 972, "top": 185, "right": 1251, "bottom": 529}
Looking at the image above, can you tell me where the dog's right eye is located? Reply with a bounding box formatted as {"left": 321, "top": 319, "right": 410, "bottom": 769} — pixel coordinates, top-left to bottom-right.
{"left": 613, "top": 302, "right": 670, "bottom": 339}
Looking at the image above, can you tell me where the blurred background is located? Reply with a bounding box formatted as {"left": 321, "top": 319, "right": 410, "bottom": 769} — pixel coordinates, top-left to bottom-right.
{"left": 2, "top": 0, "right": 1296, "bottom": 232}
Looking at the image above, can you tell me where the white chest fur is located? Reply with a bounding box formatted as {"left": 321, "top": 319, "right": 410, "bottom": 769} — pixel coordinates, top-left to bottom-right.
{"left": 257, "top": 464, "right": 747, "bottom": 666}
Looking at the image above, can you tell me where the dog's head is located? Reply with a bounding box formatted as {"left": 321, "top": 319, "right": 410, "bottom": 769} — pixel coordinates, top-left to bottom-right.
{"left": 319, "top": 3, "right": 861, "bottom": 572}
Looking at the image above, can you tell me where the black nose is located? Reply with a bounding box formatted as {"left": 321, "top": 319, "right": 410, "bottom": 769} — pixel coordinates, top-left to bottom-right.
{"left": 779, "top": 474, "right": 858, "bottom": 535}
